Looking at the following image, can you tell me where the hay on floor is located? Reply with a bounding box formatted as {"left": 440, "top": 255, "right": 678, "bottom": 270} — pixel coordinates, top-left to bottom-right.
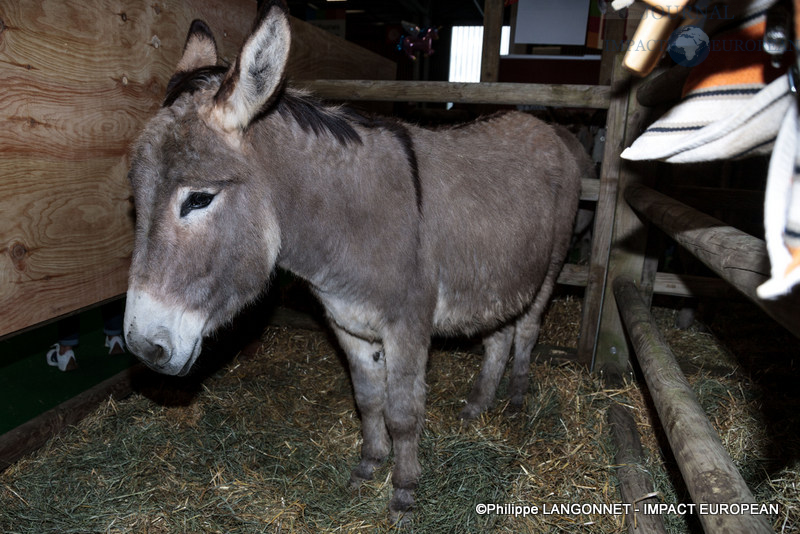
{"left": 0, "top": 296, "right": 797, "bottom": 533}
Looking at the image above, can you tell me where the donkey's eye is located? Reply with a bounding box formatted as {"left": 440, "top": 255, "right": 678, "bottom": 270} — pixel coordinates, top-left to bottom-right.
{"left": 180, "top": 192, "right": 215, "bottom": 218}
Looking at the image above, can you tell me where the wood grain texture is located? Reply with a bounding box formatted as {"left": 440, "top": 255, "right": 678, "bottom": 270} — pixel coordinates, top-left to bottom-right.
{"left": 0, "top": 1, "right": 395, "bottom": 338}
{"left": 0, "top": 0, "right": 254, "bottom": 338}
{"left": 577, "top": 58, "right": 632, "bottom": 371}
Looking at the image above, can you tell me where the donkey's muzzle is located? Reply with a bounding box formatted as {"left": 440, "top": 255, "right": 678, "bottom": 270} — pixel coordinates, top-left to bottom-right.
{"left": 126, "top": 328, "right": 172, "bottom": 367}
{"left": 124, "top": 288, "right": 206, "bottom": 376}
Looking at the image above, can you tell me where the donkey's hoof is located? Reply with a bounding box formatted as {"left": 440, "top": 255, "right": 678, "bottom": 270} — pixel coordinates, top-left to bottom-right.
{"left": 458, "top": 403, "right": 483, "bottom": 422}
{"left": 348, "top": 468, "right": 372, "bottom": 490}
{"left": 349, "top": 458, "right": 382, "bottom": 489}
{"left": 389, "top": 488, "right": 415, "bottom": 526}
{"left": 504, "top": 398, "right": 524, "bottom": 415}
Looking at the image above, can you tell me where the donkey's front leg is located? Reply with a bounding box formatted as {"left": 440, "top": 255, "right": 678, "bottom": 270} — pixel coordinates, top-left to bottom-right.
{"left": 333, "top": 327, "right": 391, "bottom": 487}
{"left": 383, "top": 327, "right": 430, "bottom": 524}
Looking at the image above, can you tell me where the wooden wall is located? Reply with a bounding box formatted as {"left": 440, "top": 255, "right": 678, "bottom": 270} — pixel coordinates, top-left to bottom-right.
{"left": 0, "top": 0, "right": 395, "bottom": 338}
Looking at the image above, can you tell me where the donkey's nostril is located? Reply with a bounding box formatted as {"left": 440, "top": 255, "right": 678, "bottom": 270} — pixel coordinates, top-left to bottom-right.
{"left": 153, "top": 343, "right": 170, "bottom": 366}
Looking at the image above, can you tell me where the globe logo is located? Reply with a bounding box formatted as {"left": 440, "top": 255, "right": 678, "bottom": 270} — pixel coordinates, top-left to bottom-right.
{"left": 667, "top": 26, "right": 710, "bottom": 67}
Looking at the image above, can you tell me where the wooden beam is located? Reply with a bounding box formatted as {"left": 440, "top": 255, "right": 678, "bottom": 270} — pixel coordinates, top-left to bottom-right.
{"left": 652, "top": 273, "right": 740, "bottom": 299}
{"left": 613, "top": 276, "right": 773, "bottom": 534}
{"left": 578, "top": 57, "right": 651, "bottom": 375}
{"left": 625, "top": 183, "right": 800, "bottom": 338}
{"left": 297, "top": 80, "right": 612, "bottom": 109}
{"left": 480, "top": 0, "right": 504, "bottom": 83}
{"left": 607, "top": 403, "right": 668, "bottom": 534}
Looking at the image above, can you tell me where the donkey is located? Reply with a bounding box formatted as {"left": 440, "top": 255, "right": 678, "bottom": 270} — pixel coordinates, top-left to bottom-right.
{"left": 124, "top": 0, "right": 583, "bottom": 522}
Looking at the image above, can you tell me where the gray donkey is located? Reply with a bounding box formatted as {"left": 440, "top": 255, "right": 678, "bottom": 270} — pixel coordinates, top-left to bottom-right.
{"left": 124, "top": 0, "right": 583, "bottom": 522}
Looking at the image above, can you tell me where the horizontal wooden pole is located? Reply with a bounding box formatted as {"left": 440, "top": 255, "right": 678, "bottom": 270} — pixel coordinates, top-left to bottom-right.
{"left": 613, "top": 276, "right": 773, "bottom": 534}
{"left": 625, "top": 183, "right": 800, "bottom": 337}
{"left": 297, "top": 80, "right": 612, "bottom": 109}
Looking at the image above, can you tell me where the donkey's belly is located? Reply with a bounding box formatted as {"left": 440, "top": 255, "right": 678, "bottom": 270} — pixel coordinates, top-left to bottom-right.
{"left": 432, "top": 283, "right": 536, "bottom": 336}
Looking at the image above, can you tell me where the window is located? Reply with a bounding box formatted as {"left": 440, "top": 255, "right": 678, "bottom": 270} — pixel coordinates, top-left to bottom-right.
{"left": 448, "top": 26, "right": 511, "bottom": 83}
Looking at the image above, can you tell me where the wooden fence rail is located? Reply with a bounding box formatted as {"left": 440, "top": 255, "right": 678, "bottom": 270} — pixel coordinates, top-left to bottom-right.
{"left": 297, "top": 79, "right": 612, "bottom": 109}
{"left": 625, "top": 183, "right": 800, "bottom": 338}
{"left": 614, "top": 276, "right": 774, "bottom": 534}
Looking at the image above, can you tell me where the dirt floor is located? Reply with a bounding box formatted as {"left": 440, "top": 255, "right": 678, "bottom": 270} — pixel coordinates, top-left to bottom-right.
{"left": 0, "top": 293, "right": 798, "bottom": 533}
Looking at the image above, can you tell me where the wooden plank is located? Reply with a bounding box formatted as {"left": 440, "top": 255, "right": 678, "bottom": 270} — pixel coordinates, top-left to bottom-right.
{"left": 0, "top": 1, "right": 395, "bottom": 338}
{"left": 607, "top": 403, "right": 668, "bottom": 534}
{"left": 557, "top": 263, "right": 588, "bottom": 287}
{"left": 556, "top": 266, "right": 742, "bottom": 299}
{"left": 588, "top": 66, "right": 661, "bottom": 379}
{"left": 0, "top": 0, "right": 254, "bottom": 337}
{"left": 625, "top": 183, "right": 800, "bottom": 337}
{"left": 652, "top": 273, "right": 739, "bottom": 299}
{"left": 581, "top": 177, "right": 600, "bottom": 202}
{"left": 613, "top": 276, "right": 774, "bottom": 534}
{"left": 480, "top": 0, "right": 503, "bottom": 83}
{"left": 297, "top": 80, "right": 612, "bottom": 109}
{"left": 577, "top": 57, "right": 634, "bottom": 372}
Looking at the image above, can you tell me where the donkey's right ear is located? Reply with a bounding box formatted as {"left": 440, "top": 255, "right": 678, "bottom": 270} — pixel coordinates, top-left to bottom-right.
{"left": 175, "top": 20, "right": 219, "bottom": 74}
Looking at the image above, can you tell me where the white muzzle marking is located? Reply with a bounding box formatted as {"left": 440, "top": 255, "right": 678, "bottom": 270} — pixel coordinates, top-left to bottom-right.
{"left": 124, "top": 288, "right": 207, "bottom": 376}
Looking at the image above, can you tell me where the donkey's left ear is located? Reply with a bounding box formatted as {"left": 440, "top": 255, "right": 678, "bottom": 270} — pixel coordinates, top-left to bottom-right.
{"left": 211, "top": 0, "right": 291, "bottom": 132}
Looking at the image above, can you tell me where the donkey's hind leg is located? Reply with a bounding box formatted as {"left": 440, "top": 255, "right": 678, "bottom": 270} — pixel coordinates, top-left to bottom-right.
{"left": 332, "top": 327, "right": 391, "bottom": 487}
{"left": 458, "top": 324, "right": 515, "bottom": 421}
{"left": 507, "top": 260, "right": 562, "bottom": 412}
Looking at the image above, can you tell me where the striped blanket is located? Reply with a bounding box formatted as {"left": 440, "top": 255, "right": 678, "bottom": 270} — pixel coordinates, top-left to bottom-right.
{"left": 620, "top": 0, "right": 800, "bottom": 298}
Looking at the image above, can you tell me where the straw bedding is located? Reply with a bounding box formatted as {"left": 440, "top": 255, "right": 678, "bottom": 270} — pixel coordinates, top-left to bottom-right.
{"left": 1, "top": 295, "right": 797, "bottom": 533}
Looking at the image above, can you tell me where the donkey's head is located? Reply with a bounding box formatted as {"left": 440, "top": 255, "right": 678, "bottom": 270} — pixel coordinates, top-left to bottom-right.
{"left": 124, "top": 1, "right": 291, "bottom": 375}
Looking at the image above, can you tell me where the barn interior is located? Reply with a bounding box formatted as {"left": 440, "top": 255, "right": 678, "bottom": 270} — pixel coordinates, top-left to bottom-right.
{"left": 1, "top": 1, "right": 799, "bottom": 532}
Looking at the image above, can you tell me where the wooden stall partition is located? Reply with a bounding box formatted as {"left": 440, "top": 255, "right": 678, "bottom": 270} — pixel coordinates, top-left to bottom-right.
{"left": 0, "top": 1, "right": 395, "bottom": 339}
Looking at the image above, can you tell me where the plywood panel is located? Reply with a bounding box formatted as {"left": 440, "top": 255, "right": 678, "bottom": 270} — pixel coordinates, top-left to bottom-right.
{"left": 0, "top": 1, "right": 396, "bottom": 338}
{"left": 0, "top": 0, "right": 257, "bottom": 338}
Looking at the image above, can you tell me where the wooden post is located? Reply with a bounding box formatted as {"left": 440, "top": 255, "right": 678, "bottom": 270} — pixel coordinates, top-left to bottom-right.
{"left": 613, "top": 276, "right": 773, "bottom": 534}
{"left": 625, "top": 183, "right": 800, "bottom": 338}
{"left": 577, "top": 57, "right": 655, "bottom": 380}
{"left": 480, "top": 0, "right": 504, "bottom": 83}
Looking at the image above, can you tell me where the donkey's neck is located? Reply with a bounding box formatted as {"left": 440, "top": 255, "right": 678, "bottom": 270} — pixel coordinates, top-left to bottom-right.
{"left": 251, "top": 103, "right": 423, "bottom": 295}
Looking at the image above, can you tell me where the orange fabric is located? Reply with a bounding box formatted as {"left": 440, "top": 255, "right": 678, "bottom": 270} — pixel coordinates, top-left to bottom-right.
{"left": 682, "top": 20, "right": 788, "bottom": 96}
{"left": 796, "top": 0, "right": 800, "bottom": 42}
{"left": 786, "top": 246, "right": 800, "bottom": 276}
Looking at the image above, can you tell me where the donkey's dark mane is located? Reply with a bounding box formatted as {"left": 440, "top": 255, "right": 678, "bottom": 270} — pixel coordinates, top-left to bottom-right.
{"left": 163, "top": 65, "right": 229, "bottom": 108}
{"left": 277, "top": 92, "right": 362, "bottom": 145}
